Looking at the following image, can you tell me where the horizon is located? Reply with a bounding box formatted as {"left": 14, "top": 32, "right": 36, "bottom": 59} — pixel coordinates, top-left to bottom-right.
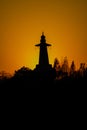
{"left": 0, "top": 0, "right": 87, "bottom": 74}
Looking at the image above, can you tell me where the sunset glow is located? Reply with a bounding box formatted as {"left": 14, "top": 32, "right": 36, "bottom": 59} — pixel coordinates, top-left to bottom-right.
{"left": 0, "top": 0, "right": 87, "bottom": 74}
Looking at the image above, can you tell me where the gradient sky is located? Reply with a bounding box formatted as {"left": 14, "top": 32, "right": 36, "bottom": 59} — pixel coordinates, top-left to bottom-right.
{"left": 0, "top": 0, "right": 87, "bottom": 74}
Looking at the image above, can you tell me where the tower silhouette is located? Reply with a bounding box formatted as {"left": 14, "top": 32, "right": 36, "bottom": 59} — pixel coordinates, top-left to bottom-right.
{"left": 35, "top": 33, "right": 52, "bottom": 72}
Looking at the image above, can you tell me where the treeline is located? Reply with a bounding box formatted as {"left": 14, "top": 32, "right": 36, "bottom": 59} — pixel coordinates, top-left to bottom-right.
{"left": 0, "top": 57, "right": 87, "bottom": 88}
{"left": 53, "top": 57, "right": 87, "bottom": 79}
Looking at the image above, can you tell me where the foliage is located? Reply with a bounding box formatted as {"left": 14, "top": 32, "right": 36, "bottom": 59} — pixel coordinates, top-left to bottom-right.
{"left": 0, "top": 61, "right": 87, "bottom": 88}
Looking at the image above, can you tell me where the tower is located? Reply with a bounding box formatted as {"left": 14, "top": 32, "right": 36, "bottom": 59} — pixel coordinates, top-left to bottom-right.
{"left": 35, "top": 33, "right": 52, "bottom": 71}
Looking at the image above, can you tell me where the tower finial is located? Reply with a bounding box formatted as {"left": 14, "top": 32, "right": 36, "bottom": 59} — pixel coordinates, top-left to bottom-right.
{"left": 42, "top": 32, "right": 44, "bottom": 35}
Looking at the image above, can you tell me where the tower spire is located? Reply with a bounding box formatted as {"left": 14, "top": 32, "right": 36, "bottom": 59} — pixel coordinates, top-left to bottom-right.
{"left": 42, "top": 32, "right": 44, "bottom": 35}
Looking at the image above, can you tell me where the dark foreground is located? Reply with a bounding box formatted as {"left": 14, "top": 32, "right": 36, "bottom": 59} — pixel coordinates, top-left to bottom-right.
{"left": 0, "top": 68, "right": 87, "bottom": 89}
{"left": 0, "top": 76, "right": 87, "bottom": 89}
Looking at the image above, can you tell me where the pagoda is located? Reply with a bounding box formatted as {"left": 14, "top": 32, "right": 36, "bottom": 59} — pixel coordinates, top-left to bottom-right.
{"left": 35, "top": 33, "right": 52, "bottom": 72}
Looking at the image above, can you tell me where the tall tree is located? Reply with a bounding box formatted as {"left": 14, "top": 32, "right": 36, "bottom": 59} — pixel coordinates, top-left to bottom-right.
{"left": 53, "top": 58, "right": 60, "bottom": 71}
{"left": 79, "top": 63, "right": 85, "bottom": 77}
{"left": 61, "top": 57, "right": 69, "bottom": 75}
{"left": 70, "top": 61, "right": 76, "bottom": 76}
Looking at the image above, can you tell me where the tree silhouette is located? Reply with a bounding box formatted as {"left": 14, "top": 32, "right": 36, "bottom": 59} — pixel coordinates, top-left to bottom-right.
{"left": 79, "top": 63, "right": 85, "bottom": 77}
{"left": 14, "top": 66, "right": 32, "bottom": 77}
{"left": 0, "top": 71, "right": 11, "bottom": 80}
{"left": 53, "top": 58, "right": 62, "bottom": 79}
{"left": 53, "top": 58, "right": 60, "bottom": 71}
{"left": 70, "top": 61, "right": 76, "bottom": 77}
{"left": 61, "top": 57, "right": 69, "bottom": 77}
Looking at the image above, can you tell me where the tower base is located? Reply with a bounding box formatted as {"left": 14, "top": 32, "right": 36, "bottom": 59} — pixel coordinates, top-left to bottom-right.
{"left": 35, "top": 64, "right": 52, "bottom": 72}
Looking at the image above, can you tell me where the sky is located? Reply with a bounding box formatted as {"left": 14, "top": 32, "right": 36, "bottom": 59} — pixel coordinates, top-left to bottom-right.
{"left": 0, "top": 0, "right": 87, "bottom": 74}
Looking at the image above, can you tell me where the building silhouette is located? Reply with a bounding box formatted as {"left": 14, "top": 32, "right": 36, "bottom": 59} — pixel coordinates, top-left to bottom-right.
{"left": 35, "top": 32, "right": 52, "bottom": 72}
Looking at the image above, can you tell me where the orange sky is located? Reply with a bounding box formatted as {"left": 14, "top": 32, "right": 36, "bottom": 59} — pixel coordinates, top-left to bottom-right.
{"left": 0, "top": 0, "right": 87, "bottom": 74}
